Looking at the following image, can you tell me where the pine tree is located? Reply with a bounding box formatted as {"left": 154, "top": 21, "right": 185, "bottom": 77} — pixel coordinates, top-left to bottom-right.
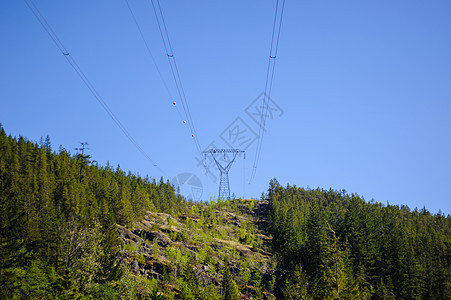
{"left": 282, "top": 264, "right": 309, "bottom": 299}
{"left": 0, "top": 130, "right": 30, "bottom": 297}
{"left": 97, "top": 213, "right": 122, "bottom": 283}
{"left": 320, "top": 223, "right": 351, "bottom": 299}
{"left": 182, "top": 262, "right": 200, "bottom": 299}
{"left": 221, "top": 259, "right": 239, "bottom": 300}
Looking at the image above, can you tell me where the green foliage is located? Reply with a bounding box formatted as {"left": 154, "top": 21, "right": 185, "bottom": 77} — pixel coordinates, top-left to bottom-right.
{"left": 56, "top": 268, "right": 84, "bottom": 299}
{"left": 0, "top": 128, "right": 184, "bottom": 298}
{"left": 149, "top": 287, "right": 166, "bottom": 300}
{"left": 8, "top": 259, "right": 59, "bottom": 299}
{"left": 282, "top": 265, "right": 310, "bottom": 300}
{"left": 177, "top": 278, "right": 195, "bottom": 300}
{"left": 114, "top": 192, "right": 274, "bottom": 298}
{"left": 221, "top": 259, "right": 239, "bottom": 300}
{"left": 8, "top": 128, "right": 447, "bottom": 299}
{"left": 239, "top": 267, "right": 251, "bottom": 286}
{"left": 267, "top": 179, "right": 451, "bottom": 299}
{"left": 181, "top": 262, "right": 200, "bottom": 299}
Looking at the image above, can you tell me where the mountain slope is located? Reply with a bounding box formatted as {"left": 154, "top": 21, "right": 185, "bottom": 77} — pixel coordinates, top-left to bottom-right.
{"left": 1, "top": 127, "right": 449, "bottom": 299}
{"left": 266, "top": 179, "right": 451, "bottom": 299}
{"left": 118, "top": 198, "right": 277, "bottom": 299}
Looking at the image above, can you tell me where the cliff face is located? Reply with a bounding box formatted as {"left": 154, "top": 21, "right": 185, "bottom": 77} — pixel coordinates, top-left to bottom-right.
{"left": 117, "top": 199, "right": 277, "bottom": 299}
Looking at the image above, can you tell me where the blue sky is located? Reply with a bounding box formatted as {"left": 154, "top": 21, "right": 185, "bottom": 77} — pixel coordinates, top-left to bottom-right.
{"left": 1, "top": 1, "right": 450, "bottom": 214}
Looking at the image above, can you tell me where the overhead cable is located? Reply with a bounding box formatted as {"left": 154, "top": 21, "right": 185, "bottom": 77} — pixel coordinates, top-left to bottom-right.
{"left": 249, "top": 0, "right": 286, "bottom": 184}
{"left": 124, "top": 0, "right": 173, "bottom": 99}
{"left": 124, "top": 0, "right": 189, "bottom": 132}
{"left": 148, "top": 0, "right": 203, "bottom": 157}
{"left": 24, "top": 0, "right": 169, "bottom": 177}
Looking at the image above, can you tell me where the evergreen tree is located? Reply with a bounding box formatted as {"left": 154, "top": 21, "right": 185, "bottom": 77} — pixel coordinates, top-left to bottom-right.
{"left": 266, "top": 180, "right": 451, "bottom": 300}
{"left": 221, "top": 259, "right": 239, "bottom": 300}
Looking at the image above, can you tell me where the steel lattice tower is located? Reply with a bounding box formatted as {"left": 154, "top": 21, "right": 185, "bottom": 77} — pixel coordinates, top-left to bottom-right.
{"left": 203, "top": 149, "right": 245, "bottom": 199}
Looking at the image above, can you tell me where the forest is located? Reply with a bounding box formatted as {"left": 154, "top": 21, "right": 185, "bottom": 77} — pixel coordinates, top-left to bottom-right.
{"left": 0, "top": 126, "right": 184, "bottom": 298}
{"left": 267, "top": 179, "right": 450, "bottom": 299}
{"left": 0, "top": 126, "right": 450, "bottom": 299}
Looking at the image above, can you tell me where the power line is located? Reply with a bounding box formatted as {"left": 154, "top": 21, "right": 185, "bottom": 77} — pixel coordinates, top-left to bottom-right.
{"left": 249, "top": 0, "right": 286, "bottom": 184}
{"left": 124, "top": 0, "right": 190, "bottom": 132}
{"left": 24, "top": 0, "right": 169, "bottom": 177}
{"left": 148, "top": 0, "right": 203, "bottom": 157}
{"left": 126, "top": 0, "right": 207, "bottom": 173}
{"left": 123, "top": 0, "right": 173, "bottom": 99}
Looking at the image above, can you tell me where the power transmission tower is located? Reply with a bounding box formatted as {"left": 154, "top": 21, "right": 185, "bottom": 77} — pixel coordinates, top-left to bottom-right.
{"left": 203, "top": 149, "right": 245, "bottom": 200}
{"left": 75, "top": 142, "right": 89, "bottom": 156}
{"left": 75, "top": 142, "right": 91, "bottom": 182}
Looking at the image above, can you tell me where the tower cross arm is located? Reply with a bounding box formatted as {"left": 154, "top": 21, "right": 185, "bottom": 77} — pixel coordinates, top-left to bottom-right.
{"left": 202, "top": 148, "right": 245, "bottom": 154}
{"left": 201, "top": 148, "right": 245, "bottom": 199}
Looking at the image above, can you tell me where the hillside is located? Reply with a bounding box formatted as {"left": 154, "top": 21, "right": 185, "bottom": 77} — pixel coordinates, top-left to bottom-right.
{"left": 117, "top": 199, "right": 276, "bottom": 299}
{"left": 0, "top": 127, "right": 278, "bottom": 299}
{"left": 266, "top": 179, "right": 451, "bottom": 299}
{"left": 1, "top": 128, "right": 450, "bottom": 299}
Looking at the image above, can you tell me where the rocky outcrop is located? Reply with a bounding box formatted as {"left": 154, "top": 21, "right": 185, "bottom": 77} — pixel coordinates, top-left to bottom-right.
{"left": 117, "top": 201, "right": 276, "bottom": 298}
{"left": 132, "top": 229, "right": 172, "bottom": 247}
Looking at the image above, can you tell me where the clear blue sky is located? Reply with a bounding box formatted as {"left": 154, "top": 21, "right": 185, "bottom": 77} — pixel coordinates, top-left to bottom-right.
{"left": 1, "top": 1, "right": 450, "bottom": 214}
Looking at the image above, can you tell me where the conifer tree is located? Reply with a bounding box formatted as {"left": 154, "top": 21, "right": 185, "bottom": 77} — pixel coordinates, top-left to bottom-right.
{"left": 221, "top": 259, "right": 239, "bottom": 300}
{"left": 266, "top": 180, "right": 450, "bottom": 299}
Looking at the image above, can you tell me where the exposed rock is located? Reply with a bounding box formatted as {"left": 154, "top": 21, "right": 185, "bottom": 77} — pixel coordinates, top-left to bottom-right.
{"left": 159, "top": 224, "right": 181, "bottom": 233}
{"left": 117, "top": 224, "right": 141, "bottom": 244}
{"left": 133, "top": 229, "right": 172, "bottom": 247}
{"left": 185, "top": 243, "right": 198, "bottom": 252}
{"left": 131, "top": 259, "right": 139, "bottom": 272}
{"left": 118, "top": 199, "right": 276, "bottom": 298}
{"left": 145, "top": 257, "right": 172, "bottom": 274}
